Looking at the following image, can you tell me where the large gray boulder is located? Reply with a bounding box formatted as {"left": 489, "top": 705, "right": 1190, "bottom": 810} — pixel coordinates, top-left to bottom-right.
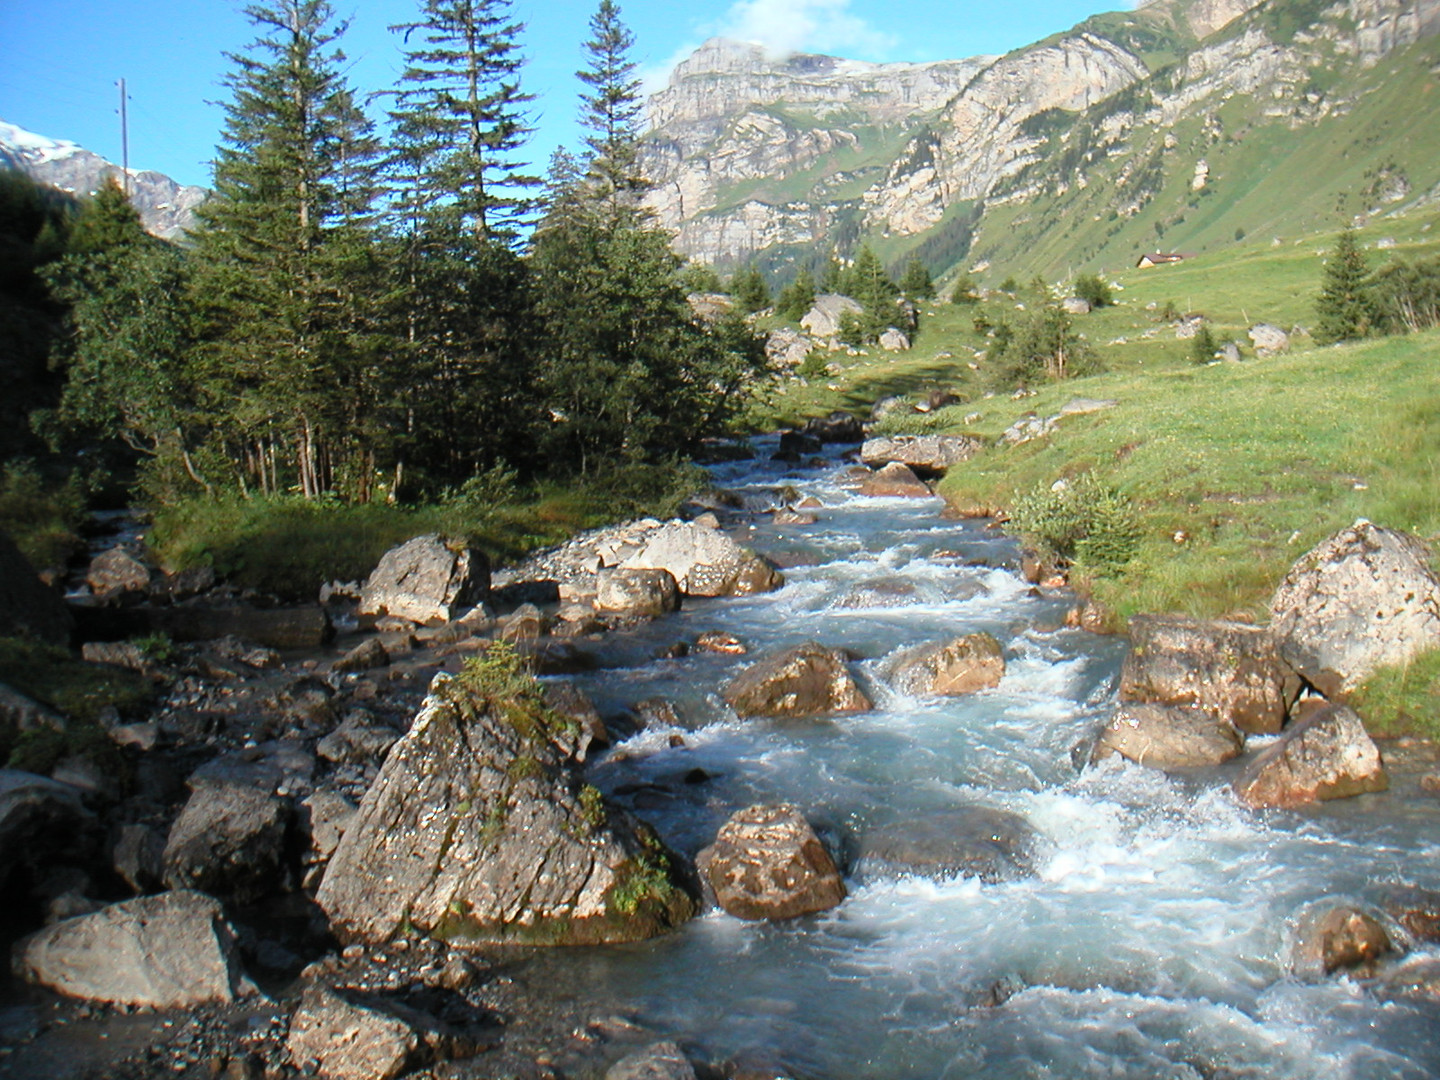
{"left": 698, "top": 804, "right": 845, "bottom": 921}
{"left": 17, "top": 891, "right": 251, "bottom": 1007}
{"left": 605, "top": 1041, "right": 699, "bottom": 1080}
{"left": 723, "top": 642, "right": 872, "bottom": 719}
{"left": 1120, "top": 615, "right": 1289, "bottom": 734}
{"left": 1233, "top": 704, "right": 1388, "bottom": 809}
{"left": 1248, "top": 323, "right": 1289, "bottom": 357}
{"left": 316, "top": 671, "right": 695, "bottom": 946}
{"left": 359, "top": 534, "right": 490, "bottom": 625}
{"left": 859, "top": 434, "right": 984, "bottom": 476}
{"left": 621, "top": 522, "right": 782, "bottom": 598}
{"left": 0, "top": 530, "right": 72, "bottom": 645}
{"left": 858, "top": 806, "right": 1037, "bottom": 883}
{"left": 1269, "top": 521, "right": 1440, "bottom": 696}
{"left": 886, "top": 633, "right": 1005, "bottom": 697}
{"left": 162, "top": 779, "right": 293, "bottom": 904}
{"left": 1091, "top": 703, "right": 1245, "bottom": 770}
{"left": 801, "top": 294, "right": 863, "bottom": 338}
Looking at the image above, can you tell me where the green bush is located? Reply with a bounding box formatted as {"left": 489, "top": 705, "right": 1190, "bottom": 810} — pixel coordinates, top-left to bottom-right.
{"left": 0, "top": 460, "right": 87, "bottom": 573}
{"left": 798, "top": 349, "right": 831, "bottom": 380}
{"left": 1008, "top": 473, "right": 1141, "bottom": 576}
{"left": 1073, "top": 273, "right": 1113, "bottom": 308}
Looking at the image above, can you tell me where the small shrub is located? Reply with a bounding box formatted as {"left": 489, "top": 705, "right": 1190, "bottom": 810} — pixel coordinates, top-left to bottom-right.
{"left": 1008, "top": 473, "right": 1141, "bottom": 576}
{"left": 1073, "top": 273, "right": 1113, "bottom": 308}
{"left": 798, "top": 349, "right": 831, "bottom": 380}
{"left": 1191, "top": 324, "right": 1219, "bottom": 364}
{"left": 0, "top": 460, "right": 87, "bottom": 573}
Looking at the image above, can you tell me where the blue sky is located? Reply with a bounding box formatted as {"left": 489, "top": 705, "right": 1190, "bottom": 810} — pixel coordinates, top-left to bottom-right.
{"left": 0, "top": 0, "right": 1115, "bottom": 190}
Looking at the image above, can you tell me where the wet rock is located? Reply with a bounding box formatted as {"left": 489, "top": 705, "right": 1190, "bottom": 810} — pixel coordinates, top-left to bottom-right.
{"left": 332, "top": 637, "right": 389, "bottom": 674}
{"left": 775, "top": 430, "right": 822, "bottom": 459}
{"left": 148, "top": 564, "right": 217, "bottom": 603}
{"left": 1291, "top": 904, "right": 1393, "bottom": 978}
{"left": 859, "top": 434, "right": 984, "bottom": 476}
{"left": 722, "top": 642, "right": 872, "bottom": 720}
{"left": 772, "top": 509, "right": 818, "bottom": 526}
{"left": 317, "top": 710, "right": 401, "bottom": 766}
{"left": 698, "top": 804, "right": 846, "bottom": 921}
{"left": 595, "top": 567, "right": 682, "bottom": 618}
{"left": 835, "top": 578, "right": 921, "bottom": 609}
{"left": 80, "top": 640, "right": 161, "bottom": 676}
{"left": 359, "top": 534, "right": 490, "bottom": 625}
{"left": 605, "top": 1040, "right": 698, "bottom": 1080}
{"left": 1233, "top": 704, "right": 1388, "bottom": 809}
{"left": 86, "top": 547, "right": 152, "bottom": 601}
{"left": 1373, "top": 885, "right": 1440, "bottom": 942}
{"left": 695, "top": 631, "right": 747, "bottom": 655}
{"left": 1269, "top": 521, "right": 1440, "bottom": 696}
{"left": 0, "top": 531, "right": 73, "bottom": 645}
{"left": 802, "top": 411, "right": 864, "bottom": 444}
{"left": 1091, "top": 703, "right": 1245, "bottom": 769}
{"left": 162, "top": 780, "right": 293, "bottom": 904}
{"left": 858, "top": 806, "right": 1037, "bottom": 883}
{"left": 886, "top": 633, "right": 1005, "bottom": 697}
{"left": 17, "top": 890, "right": 251, "bottom": 1007}
{"left": 1120, "top": 616, "right": 1290, "bottom": 735}
{"left": 621, "top": 522, "right": 783, "bottom": 598}
{"left": 858, "top": 462, "right": 932, "bottom": 498}
{"left": 316, "top": 673, "right": 695, "bottom": 946}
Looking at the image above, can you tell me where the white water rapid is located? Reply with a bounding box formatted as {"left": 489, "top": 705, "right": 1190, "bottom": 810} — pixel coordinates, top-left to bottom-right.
{"left": 522, "top": 440, "right": 1440, "bottom": 1080}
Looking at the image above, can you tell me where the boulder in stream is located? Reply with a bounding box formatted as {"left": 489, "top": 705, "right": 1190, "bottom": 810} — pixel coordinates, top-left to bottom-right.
{"left": 698, "top": 803, "right": 846, "bottom": 921}
{"left": 886, "top": 633, "right": 1005, "bottom": 697}
{"left": 1091, "top": 703, "right": 1245, "bottom": 770}
{"left": 85, "top": 546, "right": 151, "bottom": 601}
{"left": 1269, "top": 521, "right": 1440, "bottom": 696}
{"left": 286, "top": 983, "right": 480, "bottom": 1080}
{"left": 859, "top": 434, "right": 984, "bottom": 476}
{"left": 723, "top": 642, "right": 872, "bottom": 720}
{"left": 316, "top": 665, "right": 695, "bottom": 946}
{"left": 1290, "top": 903, "right": 1395, "bottom": 978}
{"left": 620, "top": 522, "right": 782, "bottom": 597}
{"left": 359, "top": 534, "right": 490, "bottom": 625}
{"left": 1119, "top": 615, "right": 1290, "bottom": 734}
{"left": 858, "top": 462, "right": 932, "bottom": 498}
{"left": 858, "top": 806, "right": 1037, "bottom": 883}
{"left": 595, "top": 567, "right": 681, "bottom": 618}
{"left": 1232, "top": 704, "right": 1388, "bottom": 809}
{"left": 604, "top": 1041, "right": 699, "bottom": 1080}
{"left": 17, "top": 890, "right": 252, "bottom": 1007}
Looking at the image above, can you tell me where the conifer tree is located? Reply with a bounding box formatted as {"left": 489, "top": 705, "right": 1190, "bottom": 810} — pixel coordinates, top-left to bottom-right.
{"left": 577, "top": 0, "right": 647, "bottom": 224}
{"left": 776, "top": 268, "right": 816, "bottom": 321}
{"left": 387, "top": 0, "right": 535, "bottom": 241}
{"left": 189, "top": 0, "right": 390, "bottom": 500}
{"left": 1314, "top": 227, "right": 1375, "bottom": 344}
{"left": 730, "top": 265, "right": 769, "bottom": 313}
{"left": 898, "top": 258, "right": 935, "bottom": 301}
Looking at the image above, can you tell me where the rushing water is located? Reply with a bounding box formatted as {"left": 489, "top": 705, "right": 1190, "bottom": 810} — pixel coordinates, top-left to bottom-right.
{"left": 524, "top": 440, "right": 1440, "bottom": 1079}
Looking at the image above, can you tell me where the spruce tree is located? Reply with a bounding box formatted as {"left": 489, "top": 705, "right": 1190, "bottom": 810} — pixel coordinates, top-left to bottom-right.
{"left": 730, "top": 265, "right": 769, "bottom": 313}
{"left": 898, "top": 258, "right": 935, "bottom": 301}
{"left": 577, "top": 0, "right": 647, "bottom": 224}
{"left": 1314, "top": 227, "right": 1375, "bottom": 344}
{"left": 387, "top": 0, "right": 536, "bottom": 241}
{"left": 776, "top": 268, "right": 816, "bottom": 321}
{"left": 189, "top": 0, "right": 390, "bottom": 500}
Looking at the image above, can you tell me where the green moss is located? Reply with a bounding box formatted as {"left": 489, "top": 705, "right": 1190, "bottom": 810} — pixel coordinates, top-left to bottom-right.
{"left": 505, "top": 754, "right": 543, "bottom": 781}
{"left": 1350, "top": 649, "right": 1440, "bottom": 740}
{"left": 579, "top": 784, "right": 605, "bottom": 832}
{"left": 0, "top": 636, "right": 154, "bottom": 725}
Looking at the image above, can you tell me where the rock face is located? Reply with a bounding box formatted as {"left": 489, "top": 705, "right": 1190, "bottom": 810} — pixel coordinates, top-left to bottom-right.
{"left": 0, "top": 530, "right": 72, "bottom": 645}
{"left": 316, "top": 671, "right": 695, "bottom": 946}
{"left": 723, "top": 642, "right": 872, "bottom": 719}
{"left": 595, "top": 567, "right": 682, "bottom": 618}
{"left": 17, "top": 891, "right": 250, "bottom": 1007}
{"left": 1091, "top": 702, "right": 1245, "bottom": 769}
{"left": 359, "top": 534, "right": 490, "bottom": 625}
{"left": 859, "top": 435, "right": 984, "bottom": 476}
{"left": 621, "top": 522, "right": 782, "bottom": 598}
{"left": 1269, "top": 522, "right": 1440, "bottom": 696}
{"left": 1233, "top": 704, "right": 1388, "bottom": 809}
{"left": 886, "top": 633, "right": 1005, "bottom": 697}
{"left": 1119, "top": 615, "right": 1289, "bottom": 734}
{"left": 699, "top": 804, "right": 846, "bottom": 921}
{"left": 858, "top": 806, "right": 1037, "bottom": 883}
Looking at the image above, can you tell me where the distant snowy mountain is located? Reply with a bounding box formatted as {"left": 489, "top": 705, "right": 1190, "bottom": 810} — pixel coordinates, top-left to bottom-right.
{"left": 0, "top": 118, "right": 207, "bottom": 240}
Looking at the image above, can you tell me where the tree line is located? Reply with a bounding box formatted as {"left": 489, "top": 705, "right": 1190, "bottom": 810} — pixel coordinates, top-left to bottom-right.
{"left": 15, "top": 0, "right": 766, "bottom": 509}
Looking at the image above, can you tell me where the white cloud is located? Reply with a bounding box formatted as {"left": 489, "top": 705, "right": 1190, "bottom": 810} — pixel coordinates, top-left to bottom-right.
{"left": 716, "top": 0, "right": 898, "bottom": 59}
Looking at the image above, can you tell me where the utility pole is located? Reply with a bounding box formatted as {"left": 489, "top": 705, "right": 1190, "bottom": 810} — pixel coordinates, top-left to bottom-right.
{"left": 117, "top": 78, "right": 129, "bottom": 197}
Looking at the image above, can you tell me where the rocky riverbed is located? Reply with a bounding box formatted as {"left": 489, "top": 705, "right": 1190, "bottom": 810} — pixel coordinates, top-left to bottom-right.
{"left": 3, "top": 436, "right": 1440, "bottom": 1079}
